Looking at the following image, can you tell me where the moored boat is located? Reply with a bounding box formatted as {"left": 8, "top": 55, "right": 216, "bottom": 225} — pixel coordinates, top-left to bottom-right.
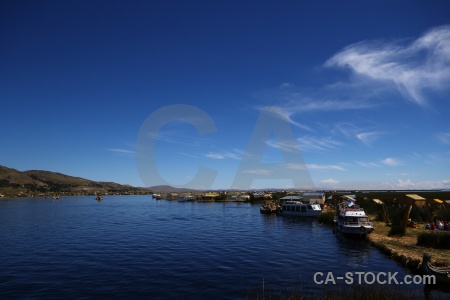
{"left": 178, "top": 195, "right": 194, "bottom": 202}
{"left": 334, "top": 200, "right": 373, "bottom": 237}
{"left": 278, "top": 200, "right": 322, "bottom": 217}
{"left": 260, "top": 201, "right": 278, "bottom": 214}
{"left": 422, "top": 253, "right": 450, "bottom": 283}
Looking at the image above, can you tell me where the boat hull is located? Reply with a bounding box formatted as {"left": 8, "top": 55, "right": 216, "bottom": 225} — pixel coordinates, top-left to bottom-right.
{"left": 335, "top": 222, "right": 373, "bottom": 237}
{"left": 280, "top": 210, "right": 321, "bottom": 217}
{"left": 260, "top": 208, "right": 277, "bottom": 214}
{"left": 422, "top": 253, "right": 450, "bottom": 283}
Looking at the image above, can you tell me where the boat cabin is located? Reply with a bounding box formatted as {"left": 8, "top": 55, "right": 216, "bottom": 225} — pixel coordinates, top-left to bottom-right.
{"left": 282, "top": 201, "right": 321, "bottom": 212}
{"left": 280, "top": 201, "right": 322, "bottom": 217}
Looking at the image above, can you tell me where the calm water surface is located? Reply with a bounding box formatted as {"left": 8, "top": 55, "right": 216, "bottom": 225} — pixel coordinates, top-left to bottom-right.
{"left": 0, "top": 196, "right": 446, "bottom": 299}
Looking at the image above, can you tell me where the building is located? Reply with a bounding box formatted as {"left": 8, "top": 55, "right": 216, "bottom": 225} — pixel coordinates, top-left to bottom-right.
{"left": 279, "top": 195, "right": 302, "bottom": 203}
{"left": 302, "top": 192, "right": 325, "bottom": 204}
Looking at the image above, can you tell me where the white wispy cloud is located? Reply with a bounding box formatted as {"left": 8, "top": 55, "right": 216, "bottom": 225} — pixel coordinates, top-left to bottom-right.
{"left": 325, "top": 25, "right": 450, "bottom": 106}
{"left": 255, "top": 82, "right": 378, "bottom": 130}
{"left": 380, "top": 179, "right": 450, "bottom": 189}
{"left": 436, "top": 132, "right": 450, "bottom": 144}
{"left": 423, "top": 152, "right": 450, "bottom": 165}
{"left": 381, "top": 157, "right": 402, "bottom": 166}
{"left": 291, "top": 98, "right": 376, "bottom": 112}
{"left": 356, "top": 161, "right": 379, "bottom": 168}
{"left": 258, "top": 94, "right": 376, "bottom": 116}
{"left": 266, "top": 136, "right": 341, "bottom": 153}
{"left": 285, "top": 163, "right": 346, "bottom": 171}
{"left": 259, "top": 106, "right": 312, "bottom": 131}
{"left": 204, "top": 148, "right": 268, "bottom": 161}
{"left": 307, "top": 164, "right": 346, "bottom": 171}
{"left": 297, "top": 136, "right": 342, "bottom": 152}
{"left": 356, "top": 131, "right": 382, "bottom": 146}
{"left": 313, "top": 178, "right": 450, "bottom": 190}
{"left": 204, "top": 151, "right": 241, "bottom": 160}
{"left": 254, "top": 25, "right": 449, "bottom": 136}
{"left": 394, "top": 179, "right": 415, "bottom": 189}
{"left": 105, "top": 148, "right": 135, "bottom": 154}
{"left": 320, "top": 179, "right": 340, "bottom": 188}
{"left": 265, "top": 139, "right": 301, "bottom": 153}
{"left": 332, "top": 123, "right": 384, "bottom": 146}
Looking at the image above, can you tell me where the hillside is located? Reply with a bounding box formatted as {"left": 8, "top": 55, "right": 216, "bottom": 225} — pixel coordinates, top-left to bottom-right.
{"left": 0, "top": 165, "right": 150, "bottom": 197}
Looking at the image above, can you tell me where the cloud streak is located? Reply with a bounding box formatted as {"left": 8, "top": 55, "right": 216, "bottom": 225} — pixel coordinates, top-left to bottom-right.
{"left": 205, "top": 151, "right": 241, "bottom": 160}
{"left": 106, "top": 148, "right": 135, "bottom": 154}
{"left": 436, "top": 132, "right": 450, "bottom": 144}
{"left": 259, "top": 106, "right": 313, "bottom": 131}
{"left": 381, "top": 157, "right": 402, "bottom": 166}
{"left": 258, "top": 89, "right": 377, "bottom": 117}
{"left": 325, "top": 25, "right": 450, "bottom": 106}
{"left": 285, "top": 163, "right": 346, "bottom": 171}
{"left": 265, "top": 136, "right": 341, "bottom": 153}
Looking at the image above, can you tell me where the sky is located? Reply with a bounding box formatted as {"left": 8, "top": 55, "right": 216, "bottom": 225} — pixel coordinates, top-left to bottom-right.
{"left": 1, "top": 0, "right": 450, "bottom": 190}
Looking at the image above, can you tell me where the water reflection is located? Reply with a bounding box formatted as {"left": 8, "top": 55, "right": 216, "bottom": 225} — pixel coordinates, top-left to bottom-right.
{"left": 424, "top": 283, "right": 450, "bottom": 300}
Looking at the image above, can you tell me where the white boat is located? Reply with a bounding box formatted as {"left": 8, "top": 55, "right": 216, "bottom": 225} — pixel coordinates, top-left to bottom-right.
{"left": 335, "top": 200, "right": 373, "bottom": 237}
{"left": 178, "top": 195, "right": 194, "bottom": 202}
{"left": 152, "top": 194, "right": 162, "bottom": 200}
{"left": 279, "top": 201, "right": 322, "bottom": 217}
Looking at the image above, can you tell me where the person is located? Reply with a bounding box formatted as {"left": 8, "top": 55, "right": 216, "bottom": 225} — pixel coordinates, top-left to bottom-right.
{"left": 437, "top": 220, "right": 443, "bottom": 230}
{"left": 444, "top": 221, "right": 449, "bottom": 231}
{"left": 425, "top": 223, "right": 431, "bottom": 230}
{"left": 431, "top": 223, "right": 437, "bottom": 230}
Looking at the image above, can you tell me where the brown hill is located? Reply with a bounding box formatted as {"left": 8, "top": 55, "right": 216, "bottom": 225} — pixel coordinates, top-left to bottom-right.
{"left": 0, "top": 166, "right": 46, "bottom": 187}
{"left": 0, "top": 165, "right": 150, "bottom": 197}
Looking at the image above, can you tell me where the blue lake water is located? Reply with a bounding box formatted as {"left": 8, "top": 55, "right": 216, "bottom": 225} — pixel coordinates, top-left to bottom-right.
{"left": 0, "top": 196, "right": 447, "bottom": 299}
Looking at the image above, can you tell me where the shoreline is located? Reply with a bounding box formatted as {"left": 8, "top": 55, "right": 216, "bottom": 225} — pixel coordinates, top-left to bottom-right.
{"left": 366, "top": 220, "right": 450, "bottom": 272}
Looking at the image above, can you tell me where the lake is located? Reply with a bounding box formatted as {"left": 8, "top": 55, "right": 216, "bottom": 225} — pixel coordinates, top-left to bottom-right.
{"left": 0, "top": 196, "right": 447, "bottom": 299}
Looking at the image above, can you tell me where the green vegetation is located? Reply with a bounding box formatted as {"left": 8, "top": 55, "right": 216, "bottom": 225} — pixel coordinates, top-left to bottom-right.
{"left": 417, "top": 231, "right": 450, "bottom": 249}
{"left": 318, "top": 209, "right": 336, "bottom": 225}
{"left": 388, "top": 206, "right": 407, "bottom": 236}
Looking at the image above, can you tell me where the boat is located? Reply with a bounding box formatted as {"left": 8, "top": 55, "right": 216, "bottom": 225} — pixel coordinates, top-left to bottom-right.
{"left": 96, "top": 195, "right": 103, "bottom": 201}
{"left": 152, "top": 194, "right": 162, "bottom": 200}
{"left": 422, "top": 253, "right": 450, "bottom": 283}
{"left": 260, "top": 201, "right": 278, "bottom": 214}
{"left": 178, "top": 195, "right": 194, "bottom": 202}
{"left": 334, "top": 200, "right": 373, "bottom": 237}
{"left": 278, "top": 200, "right": 322, "bottom": 217}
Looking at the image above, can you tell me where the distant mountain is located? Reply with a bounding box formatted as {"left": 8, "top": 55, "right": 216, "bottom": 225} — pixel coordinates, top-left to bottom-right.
{"left": 149, "top": 185, "right": 198, "bottom": 193}
{"left": 0, "top": 165, "right": 150, "bottom": 197}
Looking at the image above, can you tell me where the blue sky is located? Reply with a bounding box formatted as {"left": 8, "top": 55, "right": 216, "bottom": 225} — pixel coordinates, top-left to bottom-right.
{"left": 1, "top": 0, "right": 450, "bottom": 190}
